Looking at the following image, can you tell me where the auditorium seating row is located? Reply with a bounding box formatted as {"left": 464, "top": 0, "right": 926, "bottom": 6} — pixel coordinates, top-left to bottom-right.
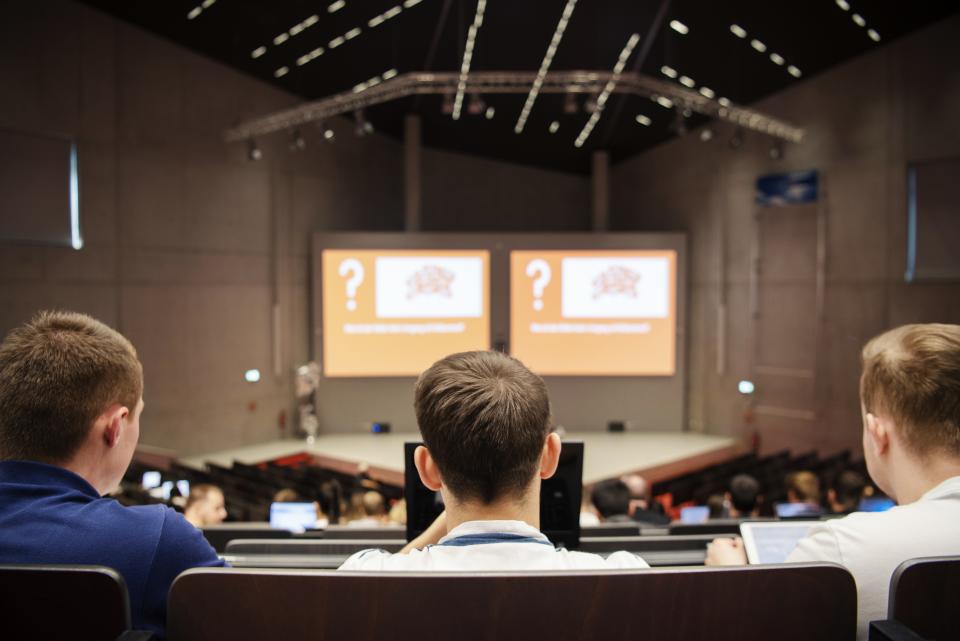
{"left": 3, "top": 557, "right": 956, "bottom": 641}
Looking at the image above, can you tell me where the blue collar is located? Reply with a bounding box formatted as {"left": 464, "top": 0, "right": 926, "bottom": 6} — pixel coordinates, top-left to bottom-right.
{"left": 0, "top": 460, "right": 102, "bottom": 498}
{"left": 438, "top": 532, "right": 554, "bottom": 547}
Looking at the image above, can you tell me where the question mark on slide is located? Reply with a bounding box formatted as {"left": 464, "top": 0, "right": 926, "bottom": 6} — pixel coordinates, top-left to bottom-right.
{"left": 526, "top": 259, "right": 552, "bottom": 311}
{"left": 338, "top": 259, "right": 364, "bottom": 311}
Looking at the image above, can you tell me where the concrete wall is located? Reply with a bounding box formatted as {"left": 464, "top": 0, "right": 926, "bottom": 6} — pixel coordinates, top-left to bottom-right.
{"left": 0, "top": 0, "right": 589, "bottom": 455}
{"left": 610, "top": 15, "right": 960, "bottom": 456}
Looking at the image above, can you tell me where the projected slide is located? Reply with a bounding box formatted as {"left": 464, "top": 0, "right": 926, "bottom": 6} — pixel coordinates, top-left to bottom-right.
{"left": 322, "top": 249, "right": 490, "bottom": 377}
{"left": 510, "top": 250, "right": 677, "bottom": 376}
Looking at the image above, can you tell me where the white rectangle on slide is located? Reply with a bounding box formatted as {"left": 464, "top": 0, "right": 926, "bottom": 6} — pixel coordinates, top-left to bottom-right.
{"left": 561, "top": 257, "right": 669, "bottom": 319}
{"left": 375, "top": 257, "right": 483, "bottom": 318}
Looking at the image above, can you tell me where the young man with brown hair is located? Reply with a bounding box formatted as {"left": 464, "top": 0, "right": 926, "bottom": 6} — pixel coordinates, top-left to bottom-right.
{"left": 340, "top": 350, "right": 647, "bottom": 570}
{"left": 183, "top": 483, "right": 228, "bottom": 528}
{"left": 707, "top": 323, "right": 960, "bottom": 639}
{"left": 0, "top": 311, "right": 223, "bottom": 636}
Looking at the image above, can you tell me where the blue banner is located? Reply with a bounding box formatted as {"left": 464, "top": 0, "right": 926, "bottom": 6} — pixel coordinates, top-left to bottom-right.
{"left": 756, "top": 170, "right": 819, "bottom": 206}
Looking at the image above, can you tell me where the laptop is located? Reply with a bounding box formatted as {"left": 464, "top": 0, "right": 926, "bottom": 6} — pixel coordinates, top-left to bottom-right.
{"left": 404, "top": 440, "right": 583, "bottom": 549}
{"left": 269, "top": 502, "right": 318, "bottom": 532}
{"left": 740, "top": 521, "right": 818, "bottom": 564}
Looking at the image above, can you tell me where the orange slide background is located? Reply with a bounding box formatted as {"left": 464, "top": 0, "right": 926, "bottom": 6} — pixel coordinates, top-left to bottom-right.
{"left": 510, "top": 250, "right": 677, "bottom": 376}
{"left": 322, "top": 249, "right": 490, "bottom": 377}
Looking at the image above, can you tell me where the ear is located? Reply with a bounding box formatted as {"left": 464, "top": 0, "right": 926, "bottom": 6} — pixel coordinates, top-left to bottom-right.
{"left": 864, "top": 412, "right": 890, "bottom": 457}
{"left": 101, "top": 404, "right": 129, "bottom": 449}
{"left": 414, "top": 445, "right": 443, "bottom": 492}
{"left": 538, "top": 433, "right": 562, "bottom": 480}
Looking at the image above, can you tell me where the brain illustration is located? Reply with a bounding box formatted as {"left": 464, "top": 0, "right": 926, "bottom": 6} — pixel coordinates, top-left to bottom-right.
{"left": 407, "top": 265, "right": 456, "bottom": 299}
{"left": 592, "top": 265, "right": 641, "bottom": 299}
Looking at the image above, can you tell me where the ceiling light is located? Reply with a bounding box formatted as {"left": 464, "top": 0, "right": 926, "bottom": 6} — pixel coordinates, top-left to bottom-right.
{"left": 274, "top": 66, "right": 289, "bottom": 78}
{"left": 187, "top": 6, "right": 202, "bottom": 20}
{"left": 329, "top": 36, "right": 345, "bottom": 48}
{"left": 669, "top": 20, "right": 689, "bottom": 35}
{"left": 453, "top": 0, "right": 487, "bottom": 120}
{"left": 575, "top": 32, "right": 640, "bottom": 148}
{"left": 835, "top": 0, "right": 850, "bottom": 10}
{"left": 549, "top": 120, "right": 560, "bottom": 134}
{"left": 770, "top": 53, "right": 785, "bottom": 65}
{"left": 485, "top": 106, "right": 495, "bottom": 119}
{"left": 699, "top": 86, "right": 715, "bottom": 99}
{"left": 656, "top": 95, "right": 674, "bottom": 109}
{"left": 323, "top": 127, "right": 335, "bottom": 141}
{"left": 369, "top": 15, "right": 385, "bottom": 27}
{"left": 345, "top": 28, "right": 361, "bottom": 40}
{"left": 303, "top": 15, "right": 319, "bottom": 28}
{"left": 699, "top": 128, "right": 713, "bottom": 142}
{"left": 868, "top": 29, "right": 880, "bottom": 42}
{"left": 251, "top": 46, "right": 267, "bottom": 59}
{"left": 718, "top": 96, "right": 732, "bottom": 107}
{"left": 296, "top": 54, "right": 310, "bottom": 66}
{"left": 247, "top": 139, "right": 262, "bottom": 161}
{"left": 679, "top": 75, "right": 695, "bottom": 88}
{"left": 328, "top": 1, "right": 345, "bottom": 13}
{"left": 750, "top": 39, "right": 766, "bottom": 53}
{"left": 661, "top": 65, "right": 678, "bottom": 78}
{"left": 383, "top": 68, "right": 398, "bottom": 80}
{"left": 852, "top": 13, "right": 866, "bottom": 27}
{"left": 384, "top": 6, "right": 402, "bottom": 20}
{"left": 787, "top": 65, "right": 802, "bottom": 78}
{"left": 202, "top": 0, "right": 216, "bottom": 8}
{"left": 273, "top": 33, "right": 289, "bottom": 46}
{"left": 515, "top": 0, "right": 578, "bottom": 133}
{"left": 404, "top": 0, "right": 423, "bottom": 6}
{"left": 730, "top": 24, "right": 747, "bottom": 38}
{"left": 635, "top": 114, "right": 651, "bottom": 126}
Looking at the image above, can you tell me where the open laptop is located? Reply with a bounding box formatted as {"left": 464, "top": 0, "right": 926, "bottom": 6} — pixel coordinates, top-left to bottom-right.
{"left": 269, "top": 502, "right": 318, "bottom": 533}
{"left": 405, "top": 440, "right": 583, "bottom": 549}
{"left": 740, "top": 521, "right": 818, "bottom": 564}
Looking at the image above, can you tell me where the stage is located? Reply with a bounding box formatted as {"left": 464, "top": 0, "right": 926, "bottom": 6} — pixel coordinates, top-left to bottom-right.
{"left": 180, "top": 431, "right": 741, "bottom": 487}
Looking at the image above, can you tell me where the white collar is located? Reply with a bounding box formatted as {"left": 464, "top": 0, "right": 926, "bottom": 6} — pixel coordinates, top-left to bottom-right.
{"left": 920, "top": 475, "right": 960, "bottom": 501}
{"left": 438, "top": 519, "right": 550, "bottom": 545}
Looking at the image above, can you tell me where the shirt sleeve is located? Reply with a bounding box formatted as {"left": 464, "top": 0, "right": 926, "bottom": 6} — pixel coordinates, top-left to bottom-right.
{"left": 338, "top": 548, "right": 393, "bottom": 571}
{"left": 604, "top": 551, "right": 651, "bottom": 569}
{"left": 786, "top": 522, "right": 844, "bottom": 565}
{"left": 141, "top": 508, "right": 226, "bottom": 635}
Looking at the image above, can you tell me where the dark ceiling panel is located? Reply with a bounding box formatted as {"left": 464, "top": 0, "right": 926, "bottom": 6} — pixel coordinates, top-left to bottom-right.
{"left": 76, "top": 0, "right": 959, "bottom": 174}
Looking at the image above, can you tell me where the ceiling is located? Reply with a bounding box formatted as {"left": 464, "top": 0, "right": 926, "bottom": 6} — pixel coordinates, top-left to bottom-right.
{"left": 79, "top": 0, "right": 958, "bottom": 174}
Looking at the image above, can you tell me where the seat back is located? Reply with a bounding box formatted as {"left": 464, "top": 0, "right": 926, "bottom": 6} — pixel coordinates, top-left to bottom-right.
{"left": 0, "top": 564, "right": 131, "bottom": 641}
{"left": 321, "top": 525, "right": 406, "bottom": 540}
{"left": 888, "top": 556, "right": 960, "bottom": 641}
{"left": 581, "top": 524, "right": 642, "bottom": 537}
{"left": 201, "top": 525, "right": 292, "bottom": 552}
{"left": 225, "top": 538, "right": 405, "bottom": 555}
{"left": 168, "top": 564, "right": 856, "bottom": 641}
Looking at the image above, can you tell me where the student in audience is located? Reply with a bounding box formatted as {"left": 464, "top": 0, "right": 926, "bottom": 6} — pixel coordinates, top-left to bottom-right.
{"left": 706, "top": 494, "right": 727, "bottom": 519}
{"left": 621, "top": 473, "right": 670, "bottom": 526}
{"left": 706, "top": 323, "right": 960, "bottom": 640}
{"left": 827, "top": 470, "right": 867, "bottom": 515}
{"left": 783, "top": 470, "right": 823, "bottom": 516}
{"left": 347, "top": 490, "right": 389, "bottom": 526}
{"left": 340, "top": 350, "right": 648, "bottom": 570}
{"left": 272, "top": 487, "right": 331, "bottom": 528}
{"left": 0, "top": 311, "right": 223, "bottom": 637}
{"left": 590, "top": 479, "right": 634, "bottom": 522}
{"left": 727, "top": 473, "right": 761, "bottom": 518}
{"left": 183, "top": 483, "right": 228, "bottom": 528}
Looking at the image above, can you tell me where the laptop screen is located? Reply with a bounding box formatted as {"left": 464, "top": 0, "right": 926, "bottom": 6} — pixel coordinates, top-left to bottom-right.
{"left": 740, "top": 521, "right": 818, "bottom": 564}
{"left": 405, "top": 440, "right": 583, "bottom": 549}
{"left": 269, "top": 502, "right": 317, "bottom": 532}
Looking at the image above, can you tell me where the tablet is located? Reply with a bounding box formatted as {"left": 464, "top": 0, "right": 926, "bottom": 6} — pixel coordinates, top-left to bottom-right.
{"left": 740, "top": 521, "right": 818, "bottom": 564}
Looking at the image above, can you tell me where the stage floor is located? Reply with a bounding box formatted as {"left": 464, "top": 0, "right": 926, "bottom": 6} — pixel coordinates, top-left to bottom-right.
{"left": 181, "top": 431, "right": 740, "bottom": 487}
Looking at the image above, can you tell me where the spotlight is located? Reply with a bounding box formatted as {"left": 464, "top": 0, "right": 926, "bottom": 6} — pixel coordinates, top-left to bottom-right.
{"left": 738, "top": 380, "right": 755, "bottom": 395}
{"left": 549, "top": 120, "right": 560, "bottom": 134}
{"left": 699, "top": 128, "right": 713, "bottom": 142}
{"left": 289, "top": 128, "right": 306, "bottom": 151}
{"left": 247, "top": 139, "right": 262, "bottom": 161}
{"left": 729, "top": 127, "right": 744, "bottom": 149}
{"left": 323, "top": 127, "right": 335, "bottom": 141}
{"left": 769, "top": 141, "right": 784, "bottom": 160}
{"left": 485, "top": 106, "right": 495, "bottom": 120}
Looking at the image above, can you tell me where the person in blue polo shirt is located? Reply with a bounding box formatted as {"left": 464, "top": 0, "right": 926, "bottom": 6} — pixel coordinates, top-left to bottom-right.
{"left": 0, "top": 311, "right": 224, "bottom": 637}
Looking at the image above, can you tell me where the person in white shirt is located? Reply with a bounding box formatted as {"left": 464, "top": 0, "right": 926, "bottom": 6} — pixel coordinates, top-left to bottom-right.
{"left": 340, "top": 350, "right": 648, "bottom": 571}
{"left": 706, "top": 323, "right": 960, "bottom": 640}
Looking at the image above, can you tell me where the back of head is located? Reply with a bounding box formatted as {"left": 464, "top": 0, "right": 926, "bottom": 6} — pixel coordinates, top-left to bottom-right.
{"left": 361, "top": 491, "right": 386, "bottom": 517}
{"left": 0, "top": 311, "right": 142, "bottom": 463}
{"left": 414, "top": 350, "right": 551, "bottom": 505}
{"left": 729, "top": 474, "right": 760, "bottom": 513}
{"left": 620, "top": 474, "right": 650, "bottom": 502}
{"left": 861, "top": 323, "right": 960, "bottom": 458}
{"left": 591, "top": 479, "right": 631, "bottom": 519}
{"left": 786, "top": 471, "right": 821, "bottom": 504}
{"left": 186, "top": 484, "right": 223, "bottom": 511}
{"left": 273, "top": 488, "right": 301, "bottom": 503}
{"left": 833, "top": 470, "right": 867, "bottom": 509}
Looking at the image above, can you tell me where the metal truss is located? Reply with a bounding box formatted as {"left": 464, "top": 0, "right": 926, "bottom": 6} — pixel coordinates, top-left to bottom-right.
{"left": 224, "top": 70, "right": 804, "bottom": 144}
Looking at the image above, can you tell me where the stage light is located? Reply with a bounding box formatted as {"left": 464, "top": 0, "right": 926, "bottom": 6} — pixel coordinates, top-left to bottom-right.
{"left": 669, "top": 20, "right": 689, "bottom": 35}
{"left": 738, "top": 380, "right": 755, "bottom": 395}
{"left": 699, "top": 128, "right": 713, "bottom": 142}
{"left": 836, "top": 0, "right": 849, "bottom": 10}
{"left": 515, "top": 0, "right": 578, "bottom": 133}
{"left": 661, "top": 65, "right": 678, "bottom": 79}
{"left": 852, "top": 13, "right": 866, "bottom": 27}
{"left": 245, "top": 369, "right": 261, "bottom": 383}
{"left": 485, "top": 106, "right": 495, "bottom": 119}
{"left": 635, "top": 114, "right": 651, "bottom": 126}
{"left": 187, "top": 6, "right": 202, "bottom": 20}
{"left": 328, "top": 0, "right": 345, "bottom": 13}
{"left": 251, "top": 46, "right": 266, "bottom": 59}
{"left": 549, "top": 120, "right": 560, "bottom": 134}
{"left": 679, "top": 75, "right": 695, "bottom": 88}
{"left": 574, "top": 32, "right": 640, "bottom": 148}
{"left": 718, "top": 97, "right": 732, "bottom": 107}
{"left": 699, "top": 86, "right": 715, "bottom": 99}
{"left": 750, "top": 39, "right": 766, "bottom": 53}
{"left": 730, "top": 24, "right": 747, "bottom": 39}
{"left": 655, "top": 95, "right": 674, "bottom": 109}
{"left": 247, "top": 139, "right": 262, "bottom": 161}
{"left": 323, "top": 127, "right": 336, "bottom": 141}
{"left": 453, "top": 0, "right": 487, "bottom": 120}
{"left": 383, "top": 68, "right": 399, "bottom": 80}
{"left": 868, "top": 29, "right": 880, "bottom": 42}
{"left": 770, "top": 53, "right": 785, "bottom": 66}
{"left": 274, "top": 66, "right": 289, "bottom": 78}
{"left": 788, "top": 65, "right": 802, "bottom": 78}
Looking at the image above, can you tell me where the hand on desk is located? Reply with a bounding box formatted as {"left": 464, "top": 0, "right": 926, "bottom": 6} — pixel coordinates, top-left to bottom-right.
{"left": 705, "top": 536, "right": 748, "bottom": 566}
